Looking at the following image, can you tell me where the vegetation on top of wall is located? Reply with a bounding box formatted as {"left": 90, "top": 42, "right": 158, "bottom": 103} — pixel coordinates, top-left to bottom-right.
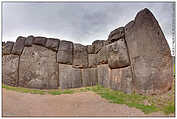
{"left": 2, "top": 83, "right": 174, "bottom": 115}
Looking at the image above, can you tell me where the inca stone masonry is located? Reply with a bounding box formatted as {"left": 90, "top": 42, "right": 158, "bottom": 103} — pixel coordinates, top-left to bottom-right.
{"left": 2, "top": 8, "right": 173, "bottom": 95}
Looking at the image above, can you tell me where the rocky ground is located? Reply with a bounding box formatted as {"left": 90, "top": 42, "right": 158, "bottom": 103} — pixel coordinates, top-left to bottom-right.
{"left": 2, "top": 88, "right": 174, "bottom": 117}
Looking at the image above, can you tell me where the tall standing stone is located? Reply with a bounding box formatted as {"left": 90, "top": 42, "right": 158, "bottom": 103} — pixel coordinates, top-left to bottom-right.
{"left": 125, "top": 8, "right": 173, "bottom": 94}
{"left": 57, "top": 40, "right": 73, "bottom": 65}
{"left": 19, "top": 45, "right": 58, "bottom": 89}
{"left": 2, "top": 55, "right": 19, "bottom": 86}
{"left": 73, "top": 43, "right": 88, "bottom": 68}
{"left": 110, "top": 67, "right": 133, "bottom": 94}
{"left": 82, "top": 68, "right": 98, "bottom": 86}
{"left": 59, "top": 64, "right": 82, "bottom": 89}
{"left": 97, "top": 64, "right": 111, "bottom": 88}
{"left": 11, "top": 36, "right": 25, "bottom": 55}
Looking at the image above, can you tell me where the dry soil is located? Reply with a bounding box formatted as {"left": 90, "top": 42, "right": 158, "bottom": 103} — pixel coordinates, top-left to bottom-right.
{"left": 2, "top": 88, "right": 174, "bottom": 117}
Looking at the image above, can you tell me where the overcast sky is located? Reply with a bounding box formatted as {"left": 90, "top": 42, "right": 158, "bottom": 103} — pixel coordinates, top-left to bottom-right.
{"left": 2, "top": 2, "right": 175, "bottom": 53}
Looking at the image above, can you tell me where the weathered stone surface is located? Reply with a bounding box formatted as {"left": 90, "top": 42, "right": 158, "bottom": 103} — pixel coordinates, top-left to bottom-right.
{"left": 108, "top": 27, "right": 125, "bottom": 43}
{"left": 59, "top": 64, "right": 82, "bottom": 89}
{"left": 73, "top": 43, "right": 88, "bottom": 68}
{"left": 45, "top": 38, "right": 60, "bottom": 51}
{"left": 2, "top": 55, "right": 19, "bottom": 86}
{"left": 57, "top": 40, "right": 73, "bottom": 64}
{"left": 58, "top": 40, "right": 73, "bottom": 51}
{"left": 125, "top": 8, "right": 173, "bottom": 94}
{"left": 25, "top": 35, "right": 34, "bottom": 47}
{"left": 33, "top": 37, "right": 47, "bottom": 46}
{"left": 97, "top": 46, "right": 108, "bottom": 65}
{"left": 108, "top": 39, "right": 130, "bottom": 69}
{"left": 3, "top": 41, "right": 14, "bottom": 55}
{"left": 97, "top": 64, "right": 111, "bottom": 88}
{"left": 82, "top": 68, "right": 98, "bottom": 86}
{"left": 88, "top": 54, "right": 97, "bottom": 68}
{"left": 2, "top": 41, "right": 5, "bottom": 46}
{"left": 110, "top": 67, "right": 133, "bottom": 94}
{"left": 92, "top": 40, "right": 106, "bottom": 53}
{"left": 87, "top": 45, "right": 95, "bottom": 54}
{"left": 19, "top": 45, "right": 58, "bottom": 89}
{"left": 11, "top": 36, "right": 25, "bottom": 55}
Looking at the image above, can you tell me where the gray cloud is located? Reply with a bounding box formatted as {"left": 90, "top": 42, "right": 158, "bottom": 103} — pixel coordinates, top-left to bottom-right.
{"left": 2, "top": 2, "right": 175, "bottom": 53}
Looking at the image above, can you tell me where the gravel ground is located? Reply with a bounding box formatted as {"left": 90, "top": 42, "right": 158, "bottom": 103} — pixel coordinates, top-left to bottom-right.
{"left": 2, "top": 89, "right": 174, "bottom": 117}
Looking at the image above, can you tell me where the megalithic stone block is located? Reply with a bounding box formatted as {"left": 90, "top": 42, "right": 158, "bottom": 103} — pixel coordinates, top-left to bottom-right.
{"left": 3, "top": 41, "right": 14, "bottom": 55}
{"left": 59, "top": 64, "right": 82, "bottom": 89}
{"left": 73, "top": 43, "right": 88, "bottom": 68}
{"left": 33, "top": 36, "right": 47, "bottom": 46}
{"left": 11, "top": 36, "right": 26, "bottom": 55}
{"left": 19, "top": 45, "right": 59, "bottom": 89}
{"left": 125, "top": 8, "right": 173, "bottom": 95}
{"left": 92, "top": 40, "right": 106, "bottom": 53}
{"left": 87, "top": 45, "right": 95, "bottom": 54}
{"left": 97, "top": 64, "right": 111, "bottom": 88}
{"left": 110, "top": 67, "right": 133, "bottom": 94}
{"left": 88, "top": 54, "right": 97, "bottom": 68}
{"left": 82, "top": 68, "right": 98, "bottom": 86}
{"left": 108, "top": 39, "right": 130, "bottom": 69}
{"left": 107, "top": 27, "right": 125, "bottom": 43}
{"left": 57, "top": 40, "right": 73, "bottom": 65}
{"left": 2, "top": 55, "right": 19, "bottom": 86}
{"left": 97, "top": 46, "right": 108, "bottom": 65}
{"left": 25, "top": 35, "right": 34, "bottom": 47}
{"left": 45, "top": 38, "right": 60, "bottom": 52}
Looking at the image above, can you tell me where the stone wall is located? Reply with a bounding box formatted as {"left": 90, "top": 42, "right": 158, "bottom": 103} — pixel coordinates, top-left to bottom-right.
{"left": 2, "top": 8, "right": 173, "bottom": 95}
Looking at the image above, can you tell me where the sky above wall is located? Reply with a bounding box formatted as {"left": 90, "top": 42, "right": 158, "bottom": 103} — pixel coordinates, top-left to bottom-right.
{"left": 2, "top": 2, "right": 175, "bottom": 53}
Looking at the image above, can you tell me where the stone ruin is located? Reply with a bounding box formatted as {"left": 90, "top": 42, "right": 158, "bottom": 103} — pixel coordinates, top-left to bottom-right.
{"left": 2, "top": 8, "right": 173, "bottom": 95}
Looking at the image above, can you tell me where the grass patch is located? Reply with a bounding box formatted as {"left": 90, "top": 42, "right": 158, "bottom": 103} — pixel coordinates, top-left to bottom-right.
{"left": 2, "top": 84, "right": 46, "bottom": 95}
{"left": 48, "top": 89, "right": 74, "bottom": 95}
{"left": 84, "top": 85, "right": 158, "bottom": 114}
{"left": 2, "top": 84, "right": 175, "bottom": 115}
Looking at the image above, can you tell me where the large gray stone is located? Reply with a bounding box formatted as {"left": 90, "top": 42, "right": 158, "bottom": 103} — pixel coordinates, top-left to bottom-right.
{"left": 88, "top": 54, "right": 97, "bottom": 68}
{"left": 108, "top": 39, "right": 130, "bottom": 69}
{"left": 59, "top": 64, "right": 82, "bottom": 89}
{"left": 73, "top": 43, "right": 88, "bottom": 68}
{"left": 82, "top": 68, "right": 98, "bottom": 86}
{"left": 110, "top": 67, "right": 133, "bottom": 94}
{"left": 87, "top": 45, "right": 95, "bottom": 54}
{"left": 97, "top": 64, "right": 111, "bottom": 88}
{"left": 107, "top": 27, "right": 125, "bottom": 43}
{"left": 57, "top": 40, "right": 73, "bottom": 64}
{"left": 2, "top": 55, "right": 19, "bottom": 86}
{"left": 11, "top": 36, "right": 25, "bottom": 55}
{"left": 25, "top": 35, "right": 34, "bottom": 47}
{"left": 92, "top": 40, "right": 106, "bottom": 53}
{"left": 125, "top": 8, "right": 173, "bottom": 94}
{"left": 97, "top": 46, "right": 108, "bottom": 65}
{"left": 19, "top": 45, "right": 59, "bottom": 89}
{"left": 45, "top": 38, "right": 60, "bottom": 51}
{"left": 33, "top": 36, "right": 47, "bottom": 46}
{"left": 58, "top": 40, "right": 73, "bottom": 51}
{"left": 3, "top": 41, "right": 14, "bottom": 55}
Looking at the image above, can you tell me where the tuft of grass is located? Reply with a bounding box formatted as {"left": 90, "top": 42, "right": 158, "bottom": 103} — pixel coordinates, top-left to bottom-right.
{"left": 163, "top": 102, "right": 175, "bottom": 115}
{"left": 2, "top": 84, "right": 46, "bottom": 95}
{"left": 48, "top": 89, "right": 74, "bottom": 95}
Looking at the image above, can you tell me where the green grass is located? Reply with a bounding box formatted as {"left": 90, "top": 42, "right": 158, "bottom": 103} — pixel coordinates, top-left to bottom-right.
{"left": 48, "top": 89, "right": 74, "bottom": 95}
{"left": 83, "top": 85, "right": 158, "bottom": 114}
{"left": 2, "top": 84, "right": 46, "bottom": 95}
{"left": 2, "top": 84, "right": 175, "bottom": 115}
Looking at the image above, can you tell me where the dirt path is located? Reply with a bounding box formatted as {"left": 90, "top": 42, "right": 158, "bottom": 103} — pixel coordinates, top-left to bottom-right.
{"left": 2, "top": 89, "right": 174, "bottom": 117}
